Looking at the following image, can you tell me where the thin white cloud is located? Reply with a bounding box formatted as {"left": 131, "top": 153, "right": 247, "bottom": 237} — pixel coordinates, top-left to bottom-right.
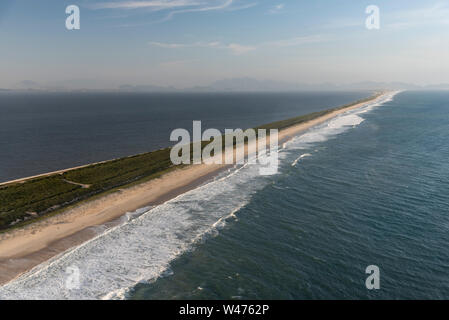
{"left": 387, "top": 2, "right": 449, "bottom": 29}
{"left": 226, "top": 2, "right": 258, "bottom": 11}
{"left": 268, "top": 3, "right": 284, "bottom": 14}
{"left": 149, "top": 40, "right": 254, "bottom": 54}
{"left": 163, "top": 0, "right": 234, "bottom": 21}
{"left": 149, "top": 41, "right": 221, "bottom": 48}
{"left": 322, "top": 2, "right": 449, "bottom": 30}
{"left": 149, "top": 34, "right": 325, "bottom": 55}
{"left": 90, "top": 0, "right": 200, "bottom": 10}
{"left": 89, "top": 0, "right": 252, "bottom": 23}
{"left": 158, "top": 59, "right": 198, "bottom": 67}
{"left": 262, "top": 35, "right": 326, "bottom": 47}
{"left": 227, "top": 43, "right": 255, "bottom": 54}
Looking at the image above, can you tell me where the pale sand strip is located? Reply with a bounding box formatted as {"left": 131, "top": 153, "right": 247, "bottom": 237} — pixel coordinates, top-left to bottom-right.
{"left": 0, "top": 92, "right": 388, "bottom": 285}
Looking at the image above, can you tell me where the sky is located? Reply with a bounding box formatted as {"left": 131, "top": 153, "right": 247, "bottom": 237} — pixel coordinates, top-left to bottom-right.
{"left": 0, "top": 0, "right": 448, "bottom": 90}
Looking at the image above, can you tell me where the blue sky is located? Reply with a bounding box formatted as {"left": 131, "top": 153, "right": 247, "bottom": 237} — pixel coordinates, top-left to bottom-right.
{"left": 0, "top": 0, "right": 448, "bottom": 89}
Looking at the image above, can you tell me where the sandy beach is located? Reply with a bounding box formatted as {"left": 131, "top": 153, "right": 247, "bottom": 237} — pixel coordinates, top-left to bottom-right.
{"left": 0, "top": 92, "right": 389, "bottom": 286}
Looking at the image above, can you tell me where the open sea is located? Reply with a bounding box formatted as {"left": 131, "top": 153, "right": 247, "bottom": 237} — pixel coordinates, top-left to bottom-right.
{"left": 1, "top": 90, "right": 448, "bottom": 299}
{"left": 0, "top": 91, "right": 370, "bottom": 182}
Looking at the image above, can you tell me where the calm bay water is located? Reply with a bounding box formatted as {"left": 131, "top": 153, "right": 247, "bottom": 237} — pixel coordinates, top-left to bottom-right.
{"left": 1, "top": 91, "right": 448, "bottom": 300}
{"left": 0, "top": 91, "right": 370, "bottom": 182}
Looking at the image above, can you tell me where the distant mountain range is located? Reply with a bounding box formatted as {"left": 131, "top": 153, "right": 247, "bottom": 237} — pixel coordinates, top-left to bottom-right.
{"left": 118, "top": 84, "right": 178, "bottom": 92}
{"left": 117, "top": 78, "right": 449, "bottom": 92}
{"left": 2, "top": 78, "right": 449, "bottom": 93}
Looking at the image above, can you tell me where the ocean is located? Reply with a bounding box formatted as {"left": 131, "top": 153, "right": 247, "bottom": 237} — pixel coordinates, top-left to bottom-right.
{"left": 1, "top": 90, "right": 448, "bottom": 299}
{"left": 0, "top": 91, "right": 370, "bottom": 182}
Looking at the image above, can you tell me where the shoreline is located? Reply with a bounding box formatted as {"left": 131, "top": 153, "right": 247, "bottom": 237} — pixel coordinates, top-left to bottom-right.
{"left": 0, "top": 92, "right": 391, "bottom": 286}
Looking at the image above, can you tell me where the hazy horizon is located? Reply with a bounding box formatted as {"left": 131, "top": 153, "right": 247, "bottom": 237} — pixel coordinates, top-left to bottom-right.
{"left": 1, "top": 0, "right": 448, "bottom": 90}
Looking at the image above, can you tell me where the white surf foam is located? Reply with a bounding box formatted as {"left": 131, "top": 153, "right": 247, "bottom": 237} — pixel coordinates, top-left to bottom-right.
{"left": 354, "top": 91, "right": 400, "bottom": 114}
{"left": 291, "top": 153, "right": 312, "bottom": 166}
{"left": 285, "top": 91, "right": 401, "bottom": 151}
{"left": 328, "top": 114, "right": 364, "bottom": 128}
{"left": 0, "top": 159, "right": 269, "bottom": 300}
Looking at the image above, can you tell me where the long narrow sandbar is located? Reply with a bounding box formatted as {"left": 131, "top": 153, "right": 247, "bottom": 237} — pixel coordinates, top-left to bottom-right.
{"left": 0, "top": 92, "right": 390, "bottom": 285}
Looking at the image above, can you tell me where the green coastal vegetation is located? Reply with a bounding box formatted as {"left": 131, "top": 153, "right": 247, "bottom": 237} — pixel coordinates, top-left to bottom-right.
{"left": 0, "top": 93, "right": 381, "bottom": 231}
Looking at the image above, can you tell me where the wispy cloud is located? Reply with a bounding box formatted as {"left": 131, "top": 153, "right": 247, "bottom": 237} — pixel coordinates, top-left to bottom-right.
{"left": 226, "top": 2, "right": 258, "bottom": 12}
{"left": 89, "top": 0, "right": 255, "bottom": 23}
{"left": 149, "top": 40, "right": 255, "bottom": 54}
{"left": 227, "top": 43, "right": 256, "bottom": 54}
{"left": 149, "top": 34, "right": 326, "bottom": 55}
{"left": 149, "top": 41, "right": 220, "bottom": 49}
{"left": 268, "top": 3, "right": 284, "bottom": 14}
{"left": 158, "top": 59, "right": 198, "bottom": 67}
{"left": 387, "top": 2, "right": 449, "bottom": 29}
{"left": 162, "top": 0, "right": 234, "bottom": 21}
{"left": 262, "top": 35, "right": 325, "bottom": 47}
{"left": 90, "top": 0, "right": 200, "bottom": 10}
{"left": 322, "top": 2, "right": 449, "bottom": 31}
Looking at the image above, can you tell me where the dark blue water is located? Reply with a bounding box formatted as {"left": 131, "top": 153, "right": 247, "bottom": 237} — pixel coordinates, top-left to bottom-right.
{"left": 1, "top": 91, "right": 447, "bottom": 300}
{"left": 0, "top": 91, "right": 370, "bottom": 182}
{"left": 125, "top": 91, "right": 448, "bottom": 299}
